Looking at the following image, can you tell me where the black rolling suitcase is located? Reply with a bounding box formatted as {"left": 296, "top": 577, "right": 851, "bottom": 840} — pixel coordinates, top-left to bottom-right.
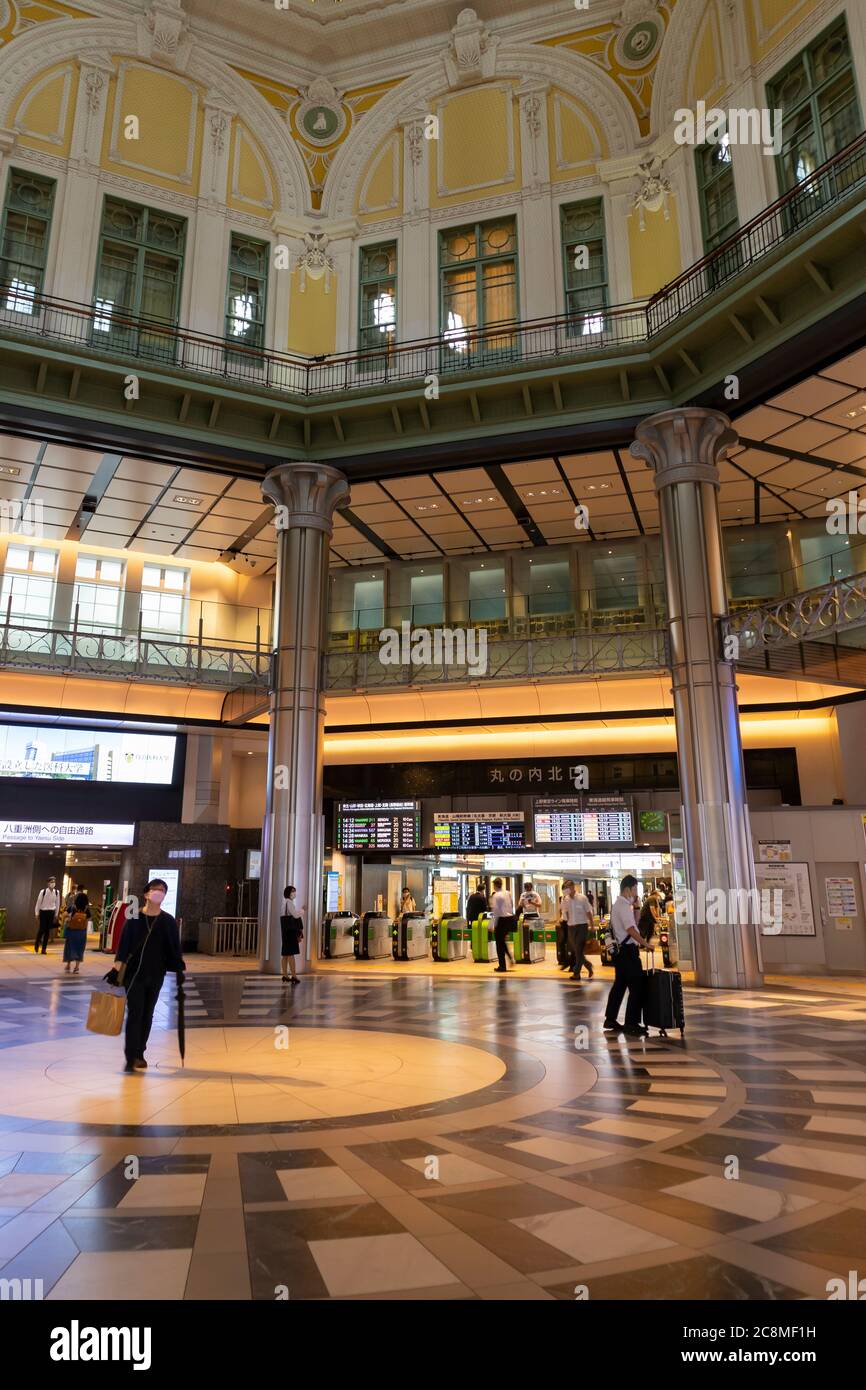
{"left": 642, "top": 948, "right": 685, "bottom": 1038}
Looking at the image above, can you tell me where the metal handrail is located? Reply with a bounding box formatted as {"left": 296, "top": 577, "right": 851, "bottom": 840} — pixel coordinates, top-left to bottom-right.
{"left": 1, "top": 132, "right": 864, "bottom": 398}
{"left": 723, "top": 569, "right": 866, "bottom": 651}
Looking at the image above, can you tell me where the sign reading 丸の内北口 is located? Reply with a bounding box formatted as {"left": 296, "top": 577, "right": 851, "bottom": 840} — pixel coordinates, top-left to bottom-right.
{"left": 0, "top": 822, "right": 136, "bottom": 846}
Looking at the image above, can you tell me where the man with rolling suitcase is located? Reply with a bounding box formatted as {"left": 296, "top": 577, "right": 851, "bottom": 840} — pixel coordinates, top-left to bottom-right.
{"left": 603, "top": 875, "right": 646, "bottom": 1037}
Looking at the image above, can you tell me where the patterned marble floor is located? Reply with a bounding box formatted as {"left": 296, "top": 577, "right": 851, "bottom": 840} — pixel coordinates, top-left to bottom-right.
{"left": 1, "top": 966, "right": 866, "bottom": 1301}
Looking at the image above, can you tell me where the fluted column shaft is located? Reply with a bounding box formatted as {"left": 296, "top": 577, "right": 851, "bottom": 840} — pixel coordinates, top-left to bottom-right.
{"left": 632, "top": 408, "right": 763, "bottom": 989}
{"left": 258, "top": 463, "right": 349, "bottom": 974}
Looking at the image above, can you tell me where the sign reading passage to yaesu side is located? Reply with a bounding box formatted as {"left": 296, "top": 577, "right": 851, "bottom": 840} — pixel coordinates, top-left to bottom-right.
{"left": 336, "top": 801, "right": 421, "bottom": 852}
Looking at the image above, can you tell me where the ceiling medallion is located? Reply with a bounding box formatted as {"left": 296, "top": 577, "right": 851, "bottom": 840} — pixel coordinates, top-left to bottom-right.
{"left": 615, "top": 17, "right": 663, "bottom": 69}
{"left": 295, "top": 78, "right": 347, "bottom": 146}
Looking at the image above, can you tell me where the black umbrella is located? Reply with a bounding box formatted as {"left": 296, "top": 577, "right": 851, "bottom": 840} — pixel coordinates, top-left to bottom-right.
{"left": 175, "top": 973, "right": 186, "bottom": 1066}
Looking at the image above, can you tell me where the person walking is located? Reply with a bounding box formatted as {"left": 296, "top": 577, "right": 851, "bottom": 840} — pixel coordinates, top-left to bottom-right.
{"left": 63, "top": 890, "right": 90, "bottom": 975}
{"left": 489, "top": 876, "right": 516, "bottom": 973}
{"left": 33, "top": 876, "right": 60, "bottom": 954}
{"left": 465, "top": 881, "right": 488, "bottom": 924}
{"left": 280, "top": 885, "right": 304, "bottom": 984}
{"left": 562, "top": 879, "right": 595, "bottom": 982}
{"left": 556, "top": 887, "right": 572, "bottom": 971}
{"left": 105, "top": 878, "right": 185, "bottom": 1074}
{"left": 603, "top": 875, "right": 647, "bottom": 1037}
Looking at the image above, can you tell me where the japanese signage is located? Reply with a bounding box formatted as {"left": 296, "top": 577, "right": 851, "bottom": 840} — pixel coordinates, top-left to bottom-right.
{"left": 336, "top": 801, "right": 421, "bottom": 851}
{"left": 0, "top": 725, "right": 176, "bottom": 784}
{"left": 0, "top": 822, "right": 136, "bottom": 846}
{"left": 825, "top": 876, "right": 857, "bottom": 921}
{"left": 754, "top": 862, "right": 815, "bottom": 936}
{"left": 758, "top": 840, "right": 792, "bottom": 862}
{"left": 433, "top": 812, "right": 525, "bottom": 851}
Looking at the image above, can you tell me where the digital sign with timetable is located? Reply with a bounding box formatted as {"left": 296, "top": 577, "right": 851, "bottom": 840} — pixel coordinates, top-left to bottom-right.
{"left": 336, "top": 801, "right": 421, "bottom": 851}
{"left": 433, "top": 812, "right": 525, "bottom": 850}
{"left": 533, "top": 799, "right": 633, "bottom": 846}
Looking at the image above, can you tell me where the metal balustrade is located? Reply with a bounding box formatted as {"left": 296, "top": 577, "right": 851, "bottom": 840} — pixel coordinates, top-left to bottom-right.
{"left": 722, "top": 570, "right": 866, "bottom": 653}
{"left": 0, "top": 612, "right": 271, "bottom": 689}
{"left": 1, "top": 131, "right": 864, "bottom": 399}
{"left": 324, "top": 628, "right": 671, "bottom": 690}
{"left": 204, "top": 917, "right": 259, "bottom": 956}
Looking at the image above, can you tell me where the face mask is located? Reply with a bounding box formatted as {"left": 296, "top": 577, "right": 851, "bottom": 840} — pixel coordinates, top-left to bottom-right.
{"left": 147, "top": 890, "right": 166, "bottom": 906}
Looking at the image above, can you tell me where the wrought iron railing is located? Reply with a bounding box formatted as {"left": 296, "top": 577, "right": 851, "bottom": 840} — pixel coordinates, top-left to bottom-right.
{"left": 0, "top": 613, "right": 271, "bottom": 689}
{"left": 723, "top": 570, "right": 866, "bottom": 654}
{"left": 1, "top": 131, "right": 863, "bottom": 400}
{"left": 324, "top": 628, "right": 670, "bottom": 690}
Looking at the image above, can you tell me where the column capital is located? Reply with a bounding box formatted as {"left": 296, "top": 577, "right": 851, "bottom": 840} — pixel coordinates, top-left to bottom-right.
{"left": 631, "top": 407, "right": 737, "bottom": 491}
{"left": 262, "top": 461, "right": 349, "bottom": 536}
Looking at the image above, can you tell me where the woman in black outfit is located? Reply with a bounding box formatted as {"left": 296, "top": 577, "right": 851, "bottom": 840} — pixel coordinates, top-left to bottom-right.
{"left": 280, "top": 885, "right": 304, "bottom": 984}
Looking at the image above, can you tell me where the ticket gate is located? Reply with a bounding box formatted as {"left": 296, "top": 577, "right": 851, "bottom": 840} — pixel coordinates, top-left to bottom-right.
{"left": 393, "top": 911, "right": 430, "bottom": 961}
{"left": 431, "top": 913, "right": 469, "bottom": 961}
{"left": 517, "top": 912, "right": 546, "bottom": 963}
{"left": 470, "top": 912, "right": 517, "bottom": 964}
{"left": 322, "top": 911, "right": 359, "bottom": 959}
{"left": 356, "top": 911, "right": 392, "bottom": 960}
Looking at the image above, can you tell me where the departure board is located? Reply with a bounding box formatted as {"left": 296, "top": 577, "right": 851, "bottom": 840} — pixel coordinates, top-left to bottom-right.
{"left": 434, "top": 812, "right": 525, "bottom": 850}
{"left": 533, "top": 798, "right": 633, "bottom": 846}
{"left": 336, "top": 800, "right": 421, "bottom": 851}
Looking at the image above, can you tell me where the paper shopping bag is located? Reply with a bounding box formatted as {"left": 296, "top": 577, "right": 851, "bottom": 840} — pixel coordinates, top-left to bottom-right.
{"left": 86, "top": 986, "right": 126, "bottom": 1036}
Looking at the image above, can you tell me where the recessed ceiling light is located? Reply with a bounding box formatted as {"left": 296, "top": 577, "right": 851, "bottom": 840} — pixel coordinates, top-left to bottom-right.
{"left": 0, "top": 464, "right": 20, "bottom": 477}
{"left": 172, "top": 494, "right": 202, "bottom": 505}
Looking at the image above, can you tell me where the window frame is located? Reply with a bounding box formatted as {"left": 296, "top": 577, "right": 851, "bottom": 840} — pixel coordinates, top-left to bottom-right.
{"left": 0, "top": 167, "right": 57, "bottom": 317}
{"left": 357, "top": 239, "right": 398, "bottom": 361}
{"left": 91, "top": 195, "right": 187, "bottom": 358}
{"left": 438, "top": 215, "right": 519, "bottom": 363}
{"left": 224, "top": 231, "right": 270, "bottom": 357}
{"left": 766, "top": 15, "right": 861, "bottom": 195}
{"left": 559, "top": 198, "right": 608, "bottom": 339}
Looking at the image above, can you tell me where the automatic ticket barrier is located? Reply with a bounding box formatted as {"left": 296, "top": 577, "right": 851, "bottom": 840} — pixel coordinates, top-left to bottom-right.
{"left": 431, "top": 914, "right": 469, "bottom": 961}
{"left": 356, "top": 911, "right": 392, "bottom": 960}
{"left": 322, "top": 912, "right": 359, "bottom": 960}
{"left": 470, "top": 912, "right": 517, "bottom": 963}
{"left": 517, "top": 912, "right": 546, "bottom": 963}
{"left": 393, "top": 911, "right": 430, "bottom": 961}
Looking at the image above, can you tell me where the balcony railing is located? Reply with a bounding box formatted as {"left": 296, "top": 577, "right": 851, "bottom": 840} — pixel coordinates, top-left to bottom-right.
{"left": 1, "top": 131, "right": 864, "bottom": 400}
{"left": 325, "top": 628, "right": 670, "bottom": 690}
{"left": 0, "top": 612, "right": 271, "bottom": 690}
{"left": 723, "top": 569, "right": 866, "bottom": 654}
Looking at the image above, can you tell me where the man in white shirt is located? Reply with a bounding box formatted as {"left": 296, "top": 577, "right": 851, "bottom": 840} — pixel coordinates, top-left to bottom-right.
{"left": 34, "top": 876, "right": 60, "bottom": 955}
{"left": 518, "top": 882, "right": 542, "bottom": 914}
{"left": 561, "top": 879, "right": 595, "bottom": 982}
{"left": 603, "top": 875, "right": 647, "bottom": 1036}
{"left": 489, "top": 877, "right": 516, "bottom": 973}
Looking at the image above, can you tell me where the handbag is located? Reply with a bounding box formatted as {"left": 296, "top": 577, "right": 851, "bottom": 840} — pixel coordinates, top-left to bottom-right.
{"left": 86, "top": 986, "right": 126, "bottom": 1036}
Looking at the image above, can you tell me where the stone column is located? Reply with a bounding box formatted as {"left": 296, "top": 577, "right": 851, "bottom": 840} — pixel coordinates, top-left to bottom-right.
{"left": 258, "top": 462, "right": 349, "bottom": 974}
{"left": 631, "top": 408, "right": 763, "bottom": 989}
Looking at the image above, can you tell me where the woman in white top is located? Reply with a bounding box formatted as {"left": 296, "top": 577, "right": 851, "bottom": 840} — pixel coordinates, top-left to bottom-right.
{"left": 280, "top": 885, "right": 304, "bottom": 984}
{"left": 400, "top": 887, "right": 416, "bottom": 914}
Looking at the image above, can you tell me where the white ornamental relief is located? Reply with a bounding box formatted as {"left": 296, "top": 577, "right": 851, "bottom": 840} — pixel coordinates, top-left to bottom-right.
{"left": 296, "top": 231, "right": 335, "bottom": 293}
{"left": 630, "top": 154, "right": 672, "bottom": 230}
{"left": 84, "top": 69, "right": 106, "bottom": 115}
{"left": 444, "top": 8, "right": 498, "bottom": 89}
{"left": 138, "top": 0, "right": 191, "bottom": 69}
{"left": 209, "top": 110, "right": 228, "bottom": 157}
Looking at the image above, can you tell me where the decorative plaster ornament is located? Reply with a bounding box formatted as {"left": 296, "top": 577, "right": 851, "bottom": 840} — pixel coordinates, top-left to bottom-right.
{"left": 618, "top": 0, "right": 659, "bottom": 23}
{"left": 631, "top": 154, "right": 672, "bottom": 229}
{"left": 297, "top": 231, "right": 335, "bottom": 292}
{"left": 137, "top": 0, "right": 191, "bottom": 70}
{"left": 296, "top": 78, "right": 347, "bottom": 146}
{"left": 444, "top": 8, "right": 498, "bottom": 89}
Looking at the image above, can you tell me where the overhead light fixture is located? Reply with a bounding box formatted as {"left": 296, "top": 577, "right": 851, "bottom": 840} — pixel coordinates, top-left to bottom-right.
{"left": 0, "top": 464, "right": 20, "bottom": 477}
{"left": 172, "top": 493, "right": 202, "bottom": 505}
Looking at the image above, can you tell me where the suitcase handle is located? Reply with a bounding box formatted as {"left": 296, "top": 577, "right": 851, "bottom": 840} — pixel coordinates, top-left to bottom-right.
{"left": 643, "top": 946, "right": 657, "bottom": 966}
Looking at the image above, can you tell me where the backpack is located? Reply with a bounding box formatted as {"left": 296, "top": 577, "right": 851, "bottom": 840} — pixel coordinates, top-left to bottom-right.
{"left": 69, "top": 910, "right": 88, "bottom": 931}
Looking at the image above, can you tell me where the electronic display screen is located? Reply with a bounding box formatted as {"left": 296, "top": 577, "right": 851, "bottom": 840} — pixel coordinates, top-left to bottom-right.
{"left": 0, "top": 724, "right": 177, "bottom": 784}
{"left": 433, "top": 812, "right": 525, "bottom": 851}
{"left": 533, "top": 798, "right": 633, "bottom": 846}
{"left": 336, "top": 800, "right": 421, "bottom": 851}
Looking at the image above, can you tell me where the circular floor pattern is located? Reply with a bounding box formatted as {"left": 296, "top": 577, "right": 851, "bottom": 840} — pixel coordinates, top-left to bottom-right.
{"left": 4, "top": 1027, "right": 507, "bottom": 1127}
